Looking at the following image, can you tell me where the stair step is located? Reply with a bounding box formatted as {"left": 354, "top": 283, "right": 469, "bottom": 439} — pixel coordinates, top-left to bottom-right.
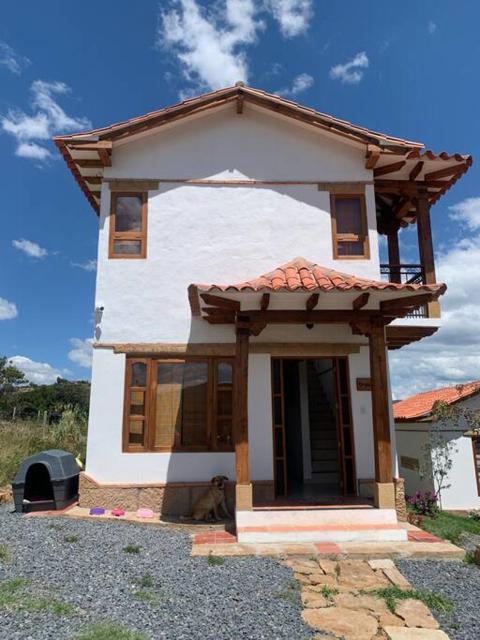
{"left": 311, "top": 472, "right": 340, "bottom": 482}
{"left": 311, "top": 450, "right": 339, "bottom": 462}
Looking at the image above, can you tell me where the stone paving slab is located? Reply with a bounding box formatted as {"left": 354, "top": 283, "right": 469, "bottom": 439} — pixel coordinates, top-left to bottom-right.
{"left": 384, "top": 628, "right": 450, "bottom": 640}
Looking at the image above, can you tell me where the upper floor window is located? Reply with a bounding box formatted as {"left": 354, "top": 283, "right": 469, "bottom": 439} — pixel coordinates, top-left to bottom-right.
{"left": 109, "top": 192, "right": 147, "bottom": 259}
{"left": 123, "top": 357, "right": 234, "bottom": 452}
{"left": 330, "top": 194, "right": 369, "bottom": 259}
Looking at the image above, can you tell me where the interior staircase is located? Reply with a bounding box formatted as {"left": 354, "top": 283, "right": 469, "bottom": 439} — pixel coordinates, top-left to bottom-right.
{"left": 306, "top": 362, "right": 340, "bottom": 491}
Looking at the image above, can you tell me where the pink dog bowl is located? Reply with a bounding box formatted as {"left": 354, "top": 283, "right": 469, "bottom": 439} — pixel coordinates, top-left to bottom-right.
{"left": 136, "top": 508, "right": 154, "bottom": 518}
{"left": 111, "top": 508, "right": 125, "bottom": 517}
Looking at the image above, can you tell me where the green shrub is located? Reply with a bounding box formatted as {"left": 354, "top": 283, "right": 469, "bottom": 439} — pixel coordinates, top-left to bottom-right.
{"left": 123, "top": 544, "right": 141, "bottom": 554}
{"left": 207, "top": 554, "right": 224, "bottom": 566}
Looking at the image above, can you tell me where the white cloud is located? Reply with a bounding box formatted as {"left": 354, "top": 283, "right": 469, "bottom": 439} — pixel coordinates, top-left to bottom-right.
{"left": 12, "top": 238, "right": 48, "bottom": 259}
{"left": 277, "top": 72, "right": 314, "bottom": 97}
{"left": 71, "top": 259, "right": 97, "bottom": 272}
{"left": 0, "top": 41, "right": 30, "bottom": 75}
{"left": 329, "top": 51, "right": 369, "bottom": 85}
{"left": 390, "top": 198, "right": 480, "bottom": 399}
{"left": 8, "top": 356, "right": 68, "bottom": 385}
{"left": 0, "top": 298, "right": 18, "bottom": 320}
{"left": 68, "top": 338, "right": 93, "bottom": 368}
{"left": 428, "top": 21, "right": 437, "bottom": 35}
{"left": 1, "top": 80, "right": 91, "bottom": 162}
{"left": 158, "top": 0, "right": 314, "bottom": 92}
{"left": 448, "top": 197, "right": 480, "bottom": 231}
{"left": 265, "top": 0, "right": 313, "bottom": 38}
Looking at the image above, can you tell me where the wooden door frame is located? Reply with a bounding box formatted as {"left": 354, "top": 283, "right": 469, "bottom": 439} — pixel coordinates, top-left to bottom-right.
{"left": 271, "top": 356, "right": 357, "bottom": 498}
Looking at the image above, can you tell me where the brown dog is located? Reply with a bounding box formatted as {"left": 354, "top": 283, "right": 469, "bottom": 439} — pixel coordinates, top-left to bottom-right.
{"left": 191, "top": 476, "right": 232, "bottom": 521}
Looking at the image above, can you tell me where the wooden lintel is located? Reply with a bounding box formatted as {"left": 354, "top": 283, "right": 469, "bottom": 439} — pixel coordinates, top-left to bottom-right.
{"left": 380, "top": 293, "right": 433, "bottom": 311}
{"left": 352, "top": 292, "right": 370, "bottom": 310}
{"left": 306, "top": 293, "right": 319, "bottom": 311}
{"left": 365, "top": 145, "right": 381, "bottom": 169}
{"left": 200, "top": 293, "right": 241, "bottom": 311}
{"left": 260, "top": 293, "right": 270, "bottom": 311}
{"left": 374, "top": 161, "right": 406, "bottom": 178}
{"left": 409, "top": 161, "right": 424, "bottom": 181}
{"left": 69, "top": 141, "right": 112, "bottom": 150}
{"left": 394, "top": 197, "right": 412, "bottom": 219}
{"left": 318, "top": 181, "right": 369, "bottom": 193}
{"left": 424, "top": 163, "right": 468, "bottom": 181}
{"left": 75, "top": 158, "right": 104, "bottom": 168}
{"left": 106, "top": 178, "right": 160, "bottom": 192}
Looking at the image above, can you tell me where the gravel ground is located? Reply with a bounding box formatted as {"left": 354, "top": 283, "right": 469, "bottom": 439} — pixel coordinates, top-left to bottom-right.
{"left": 397, "top": 558, "right": 480, "bottom": 640}
{"left": 0, "top": 505, "right": 313, "bottom": 640}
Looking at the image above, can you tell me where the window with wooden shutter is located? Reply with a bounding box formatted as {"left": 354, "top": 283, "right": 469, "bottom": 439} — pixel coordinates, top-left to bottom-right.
{"left": 123, "top": 356, "right": 234, "bottom": 452}
{"left": 109, "top": 192, "right": 147, "bottom": 258}
{"left": 331, "top": 194, "right": 369, "bottom": 259}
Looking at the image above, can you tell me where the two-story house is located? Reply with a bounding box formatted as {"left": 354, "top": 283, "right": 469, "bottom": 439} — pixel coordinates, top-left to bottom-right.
{"left": 55, "top": 84, "right": 471, "bottom": 543}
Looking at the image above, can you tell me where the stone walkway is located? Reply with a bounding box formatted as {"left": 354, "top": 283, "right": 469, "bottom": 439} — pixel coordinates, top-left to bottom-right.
{"left": 286, "top": 557, "right": 450, "bottom": 640}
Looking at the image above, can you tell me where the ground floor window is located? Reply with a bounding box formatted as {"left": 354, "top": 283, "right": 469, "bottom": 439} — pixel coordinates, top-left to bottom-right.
{"left": 123, "top": 356, "right": 234, "bottom": 452}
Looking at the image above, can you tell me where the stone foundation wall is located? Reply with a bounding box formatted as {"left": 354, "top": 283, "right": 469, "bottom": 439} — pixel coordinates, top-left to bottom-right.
{"left": 394, "top": 477, "right": 408, "bottom": 522}
{"left": 79, "top": 473, "right": 274, "bottom": 515}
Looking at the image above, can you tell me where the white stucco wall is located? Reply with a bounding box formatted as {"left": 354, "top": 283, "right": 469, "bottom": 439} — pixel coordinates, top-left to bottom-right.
{"left": 395, "top": 395, "right": 480, "bottom": 510}
{"left": 348, "top": 347, "right": 375, "bottom": 481}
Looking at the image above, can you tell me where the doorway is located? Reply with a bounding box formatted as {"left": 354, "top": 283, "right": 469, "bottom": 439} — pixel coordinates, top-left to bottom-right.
{"left": 271, "top": 357, "right": 356, "bottom": 501}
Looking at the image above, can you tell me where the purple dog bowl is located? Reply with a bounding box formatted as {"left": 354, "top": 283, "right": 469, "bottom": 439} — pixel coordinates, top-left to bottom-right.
{"left": 89, "top": 507, "right": 105, "bottom": 516}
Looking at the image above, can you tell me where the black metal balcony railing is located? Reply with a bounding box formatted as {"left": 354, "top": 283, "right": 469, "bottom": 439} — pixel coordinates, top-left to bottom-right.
{"left": 380, "top": 264, "right": 428, "bottom": 318}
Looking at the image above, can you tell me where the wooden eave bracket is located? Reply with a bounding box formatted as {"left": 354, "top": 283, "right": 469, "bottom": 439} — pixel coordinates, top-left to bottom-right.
{"left": 365, "top": 145, "right": 381, "bottom": 169}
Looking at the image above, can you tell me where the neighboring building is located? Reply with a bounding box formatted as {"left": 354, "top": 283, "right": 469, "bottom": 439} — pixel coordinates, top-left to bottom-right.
{"left": 395, "top": 382, "right": 480, "bottom": 511}
{"left": 55, "top": 84, "right": 471, "bottom": 543}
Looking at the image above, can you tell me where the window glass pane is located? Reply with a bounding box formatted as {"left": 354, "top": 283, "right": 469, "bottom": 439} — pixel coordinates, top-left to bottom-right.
{"left": 181, "top": 362, "right": 208, "bottom": 446}
{"left": 113, "top": 240, "right": 142, "bottom": 255}
{"left": 217, "top": 389, "right": 232, "bottom": 416}
{"left": 129, "top": 420, "right": 144, "bottom": 445}
{"left": 217, "top": 362, "right": 233, "bottom": 385}
{"left": 115, "top": 196, "right": 142, "bottom": 232}
{"left": 130, "top": 390, "right": 145, "bottom": 416}
{"left": 337, "top": 241, "right": 364, "bottom": 256}
{"left": 216, "top": 418, "right": 233, "bottom": 447}
{"left": 335, "top": 197, "right": 362, "bottom": 234}
{"left": 155, "top": 363, "right": 183, "bottom": 449}
{"left": 131, "top": 363, "right": 146, "bottom": 387}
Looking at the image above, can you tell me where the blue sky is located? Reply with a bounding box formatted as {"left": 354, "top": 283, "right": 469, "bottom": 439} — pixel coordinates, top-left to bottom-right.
{"left": 1, "top": 1, "right": 479, "bottom": 397}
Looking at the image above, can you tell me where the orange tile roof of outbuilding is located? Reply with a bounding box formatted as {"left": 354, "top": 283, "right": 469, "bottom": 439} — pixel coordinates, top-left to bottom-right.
{"left": 193, "top": 258, "right": 446, "bottom": 294}
{"left": 394, "top": 381, "right": 480, "bottom": 421}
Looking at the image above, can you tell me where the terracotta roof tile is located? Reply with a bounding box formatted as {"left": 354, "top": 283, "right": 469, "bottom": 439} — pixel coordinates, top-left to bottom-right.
{"left": 193, "top": 258, "right": 446, "bottom": 295}
{"left": 394, "top": 381, "right": 480, "bottom": 421}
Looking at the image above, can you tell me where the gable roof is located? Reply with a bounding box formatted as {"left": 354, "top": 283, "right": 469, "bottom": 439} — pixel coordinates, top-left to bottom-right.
{"left": 190, "top": 257, "right": 447, "bottom": 294}
{"left": 394, "top": 381, "right": 480, "bottom": 421}
{"left": 54, "top": 83, "right": 472, "bottom": 216}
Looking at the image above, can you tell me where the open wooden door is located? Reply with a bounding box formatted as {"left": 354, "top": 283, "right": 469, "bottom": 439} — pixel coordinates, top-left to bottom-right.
{"left": 271, "top": 358, "right": 287, "bottom": 497}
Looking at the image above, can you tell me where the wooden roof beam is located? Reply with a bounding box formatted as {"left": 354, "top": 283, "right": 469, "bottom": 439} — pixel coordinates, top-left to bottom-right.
{"left": 394, "top": 197, "right": 413, "bottom": 219}
{"left": 409, "top": 161, "right": 424, "bottom": 181}
{"left": 380, "top": 293, "right": 434, "bottom": 311}
{"left": 200, "top": 293, "right": 241, "bottom": 310}
{"left": 353, "top": 292, "right": 370, "bottom": 310}
{"left": 260, "top": 293, "right": 270, "bottom": 311}
{"left": 306, "top": 293, "right": 319, "bottom": 311}
{"left": 365, "top": 145, "right": 381, "bottom": 169}
{"left": 424, "top": 163, "right": 468, "bottom": 181}
{"left": 236, "top": 93, "right": 244, "bottom": 114}
{"left": 374, "top": 161, "right": 407, "bottom": 178}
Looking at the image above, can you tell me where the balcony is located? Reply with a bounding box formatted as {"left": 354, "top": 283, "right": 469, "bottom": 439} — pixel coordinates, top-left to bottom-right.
{"left": 380, "top": 263, "right": 428, "bottom": 318}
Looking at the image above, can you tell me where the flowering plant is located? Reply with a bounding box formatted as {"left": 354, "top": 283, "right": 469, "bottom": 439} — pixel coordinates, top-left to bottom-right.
{"left": 407, "top": 491, "right": 439, "bottom": 517}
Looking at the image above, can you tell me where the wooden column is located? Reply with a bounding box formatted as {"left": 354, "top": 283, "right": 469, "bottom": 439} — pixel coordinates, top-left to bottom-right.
{"left": 233, "top": 324, "right": 252, "bottom": 510}
{"left": 416, "top": 191, "right": 439, "bottom": 317}
{"left": 387, "top": 226, "right": 401, "bottom": 283}
{"left": 368, "top": 320, "right": 395, "bottom": 508}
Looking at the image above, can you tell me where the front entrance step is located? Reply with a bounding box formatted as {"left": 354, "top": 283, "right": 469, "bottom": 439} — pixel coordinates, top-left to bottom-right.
{"left": 236, "top": 508, "right": 408, "bottom": 544}
{"left": 311, "top": 471, "right": 340, "bottom": 483}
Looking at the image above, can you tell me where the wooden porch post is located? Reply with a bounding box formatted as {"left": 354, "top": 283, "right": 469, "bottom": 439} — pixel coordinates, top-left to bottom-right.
{"left": 416, "top": 190, "right": 440, "bottom": 317}
{"left": 233, "top": 323, "right": 252, "bottom": 510}
{"left": 387, "top": 226, "right": 401, "bottom": 284}
{"left": 368, "top": 319, "right": 395, "bottom": 508}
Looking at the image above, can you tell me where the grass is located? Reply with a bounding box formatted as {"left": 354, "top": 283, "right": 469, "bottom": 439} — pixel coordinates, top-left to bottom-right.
{"left": 0, "top": 418, "right": 87, "bottom": 488}
{"left": 275, "top": 580, "right": 300, "bottom": 605}
{"left": 123, "top": 544, "right": 141, "bottom": 554}
{"left": 137, "top": 573, "right": 154, "bottom": 589}
{"left": 319, "top": 584, "right": 340, "bottom": 600}
{"left": 0, "top": 544, "right": 10, "bottom": 562}
{"left": 207, "top": 554, "right": 224, "bottom": 566}
{"left": 63, "top": 535, "right": 79, "bottom": 543}
{"left": 72, "top": 622, "right": 146, "bottom": 640}
{"left": 420, "top": 511, "right": 480, "bottom": 545}
{"left": 48, "top": 523, "right": 64, "bottom": 531}
{"left": 365, "top": 585, "right": 454, "bottom": 614}
{"left": 0, "top": 577, "right": 76, "bottom": 616}
{"left": 132, "top": 574, "right": 164, "bottom": 605}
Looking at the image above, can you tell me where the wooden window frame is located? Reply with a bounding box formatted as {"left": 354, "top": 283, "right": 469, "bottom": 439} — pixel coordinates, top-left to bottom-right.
{"left": 109, "top": 192, "right": 148, "bottom": 259}
{"left": 472, "top": 436, "right": 480, "bottom": 497}
{"left": 123, "top": 356, "right": 235, "bottom": 453}
{"left": 330, "top": 193, "right": 370, "bottom": 260}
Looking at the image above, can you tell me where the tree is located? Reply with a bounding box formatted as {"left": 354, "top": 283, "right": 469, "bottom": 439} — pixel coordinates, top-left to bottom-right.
{"left": 0, "top": 357, "right": 25, "bottom": 394}
{"left": 419, "top": 394, "right": 480, "bottom": 510}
